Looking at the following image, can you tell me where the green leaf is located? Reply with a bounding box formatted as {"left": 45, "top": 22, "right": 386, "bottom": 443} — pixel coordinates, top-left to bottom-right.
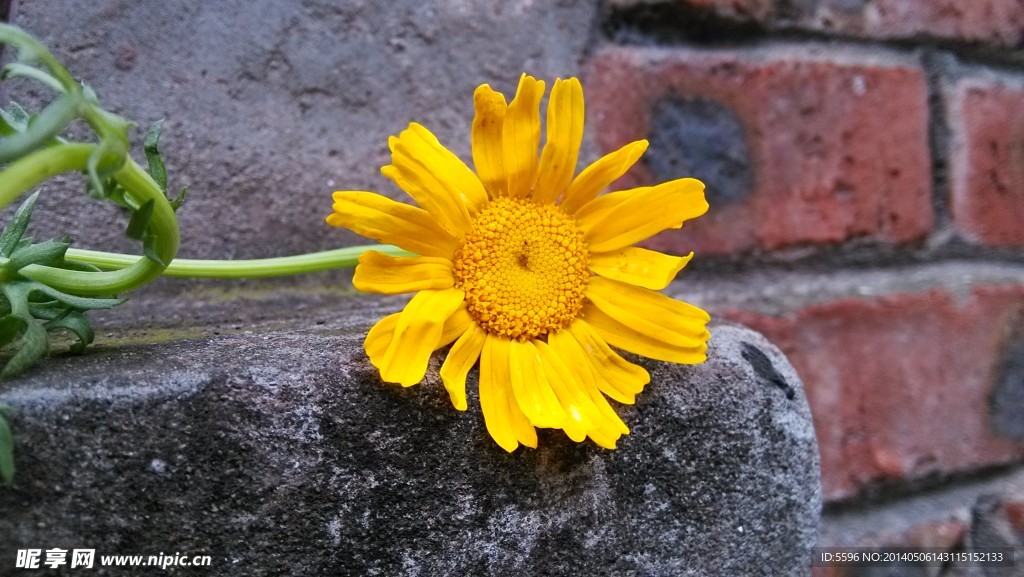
{"left": 7, "top": 237, "right": 70, "bottom": 271}
{"left": 1, "top": 320, "right": 48, "bottom": 379}
{"left": 0, "top": 94, "right": 77, "bottom": 164}
{"left": 58, "top": 259, "right": 102, "bottom": 273}
{"left": 82, "top": 84, "right": 100, "bottom": 106}
{"left": 27, "top": 302, "right": 65, "bottom": 321}
{"left": 2, "top": 62, "right": 65, "bottom": 94}
{"left": 142, "top": 235, "right": 166, "bottom": 267}
{"left": 170, "top": 186, "right": 188, "bottom": 212}
{"left": 0, "top": 315, "right": 26, "bottom": 347}
{"left": 144, "top": 120, "right": 167, "bottom": 192}
{"left": 0, "top": 411, "right": 13, "bottom": 485}
{"left": 85, "top": 175, "right": 122, "bottom": 203}
{"left": 125, "top": 199, "right": 154, "bottom": 241}
{"left": 27, "top": 282, "right": 123, "bottom": 310}
{"left": 0, "top": 111, "right": 19, "bottom": 137}
{"left": 0, "top": 102, "right": 30, "bottom": 135}
{"left": 44, "top": 311, "right": 94, "bottom": 354}
{"left": 0, "top": 192, "right": 39, "bottom": 257}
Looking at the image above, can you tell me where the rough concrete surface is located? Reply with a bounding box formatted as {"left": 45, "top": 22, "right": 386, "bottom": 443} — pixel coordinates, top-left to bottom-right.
{"left": 5, "top": 0, "right": 600, "bottom": 259}
{"left": 0, "top": 303, "right": 821, "bottom": 576}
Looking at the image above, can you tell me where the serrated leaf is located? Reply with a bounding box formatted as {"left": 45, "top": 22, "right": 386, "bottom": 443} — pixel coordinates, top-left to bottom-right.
{"left": 142, "top": 235, "right": 166, "bottom": 267}
{"left": 170, "top": 186, "right": 188, "bottom": 212}
{"left": 144, "top": 120, "right": 167, "bottom": 192}
{"left": 1, "top": 320, "right": 48, "bottom": 379}
{"left": 7, "top": 237, "right": 70, "bottom": 271}
{"left": 0, "top": 411, "right": 13, "bottom": 485}
{"left": 44, "top": 311, "right": 94, "bottom": 354}
{"left": 27, "top": 282, "right": 123, "bottom": 311}
{"left": 0, "top": 95, "right": 77, "bottom": 164}
{"left": 125, "top": 199, "right": 154, "bottom": 241}
{"left": 0, "top": 192, "right": 39, "bottom": 257}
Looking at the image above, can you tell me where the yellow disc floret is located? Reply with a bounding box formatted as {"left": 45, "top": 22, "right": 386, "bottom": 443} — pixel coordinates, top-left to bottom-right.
{"left": 454, "top": 197, "right": 589, "bottom": 340}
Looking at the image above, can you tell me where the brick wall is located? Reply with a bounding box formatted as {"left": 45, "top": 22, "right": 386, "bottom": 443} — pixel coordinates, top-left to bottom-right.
{"left": 8, "top": 0, "right": 1024, "bottom": 567}
{"left": 594, "top": 0, "right": 1024, "bottom": 563}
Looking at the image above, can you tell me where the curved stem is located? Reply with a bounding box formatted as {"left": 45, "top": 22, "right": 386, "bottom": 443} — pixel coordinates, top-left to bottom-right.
{"left": 0, "top": 24, "right": 77, "bottom": 89}
{"left": 65, "top": 245, "right": 412, "bottom": 278}
{"left": 0, "top": 142, "right": 96, "bottom": 206}
{"left": 17, "top": 159, "right": 179, "bottom": 295}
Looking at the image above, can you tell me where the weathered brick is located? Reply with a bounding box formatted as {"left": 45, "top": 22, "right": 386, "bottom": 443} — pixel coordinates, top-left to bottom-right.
{"left": 947, "top": 78, "right": 1024, "bottom": 247}
{"left": 809, "top": 0, "right": 1024, "bottom": 47}
{"left": 611, "top": 0, "right": 1024, "bottom": 48}
{"left": 584, "top": 47, "right": 934, "bottom": 255}
{"left": 726, "top": 285, "right": 1024, "bottom": 501}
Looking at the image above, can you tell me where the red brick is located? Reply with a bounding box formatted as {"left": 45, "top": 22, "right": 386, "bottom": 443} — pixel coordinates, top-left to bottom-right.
{"left": 808, "top": 0, "right": 1024, "bottom": 48}
{"left": 617, "top": 1, "right": 1024, "bottom": 48}
{"left": 584, "top": 47, "right": 933, "bottom": 255}
{"left": 948, "top": 79, "right": 1024, "bottom": 247}
{"left": 725, "top": 285, "right": 1024, "bottom": 501}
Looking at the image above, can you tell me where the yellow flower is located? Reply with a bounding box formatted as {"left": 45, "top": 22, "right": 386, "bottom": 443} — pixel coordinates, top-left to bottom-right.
{"left": 327, "top": 74, "right": 710, "bottom": 451}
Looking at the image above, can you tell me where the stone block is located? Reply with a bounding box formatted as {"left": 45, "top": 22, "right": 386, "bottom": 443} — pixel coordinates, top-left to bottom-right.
{"left": 0, "top": 311, "right": 821, "bottom": 576}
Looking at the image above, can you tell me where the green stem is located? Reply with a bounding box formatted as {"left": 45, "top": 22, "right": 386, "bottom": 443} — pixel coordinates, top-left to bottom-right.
{"left": 0, "top": 142, "right": 95, "bottom": 205}
{"left": 65, "top": 245, "right": 412, "bottom": 278}
{"left": 0, "top": 24, "right": 76, "bottom": 89}
{"left": 0, "top": 144, "right": 179, "bottom": 296}
{"left": 18, "top": 160, "right": 178, "bottom": 295}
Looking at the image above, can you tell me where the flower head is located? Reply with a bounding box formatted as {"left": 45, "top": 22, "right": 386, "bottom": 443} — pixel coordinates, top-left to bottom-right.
{"left": 327, "top": 74, "right": 710, "bottom": 451}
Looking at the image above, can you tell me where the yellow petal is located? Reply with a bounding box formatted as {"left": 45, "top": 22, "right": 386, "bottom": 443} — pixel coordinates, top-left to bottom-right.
{"left": 479, "top": 335, "right": 521, "bottom": 452}
{"left": 365, "top": 312, "right": 400, "bottom": 368}
{"left": 560, "top": 140, "right": 648, "bottom": 214}
{"left": 534, "top": 78, "right": 585, "bottom": 204}
{"left": 353, "top": 250, "right": 453, "bottom": 294}
{"left": 503, "top": 74, "right": 545, "bottom": 198}
{"left": 438, "top": 304, "right": 473, "bottom": 350}
{"left": 377, "top": 288, "right": 465, "bottom": 387}
{"left": 567, "top": 319, "right": 649, "bottom": 404}
{"left": 507, "top": 339, "right": 567, "bottom": 429}
{"left": 546, "top": 330, "right": 630, "bottom": 437}
{"left": 439, "top": 322, "right": 486, "bottom": 411}
{"left": 383, "top": 123, "right": 488, "bottom": 235}
{"left": 586, "top": 276, "right": 710, "bottom": 348}
{"left": 534, "top": 340, "right": 601, "bottom": 444}
{"left": 577, "top": 178, "right": 708, "bottom": 253}
{"left": 367, "top": 304, "right": 470, "bottom": 371}
{"left": 328, "top": 191, "right": 458, "bottom": 259}
{"left": 472, "top": 84, "right": 508, "bottom": 198}
{"left": 582, "top": 303, "right": 708, "bottom": 365}
{"left": 589, "top": 248, "right": 693, "bottom": 291}
{"left": 507, "top": 385, "right": 539, "bottom": 449}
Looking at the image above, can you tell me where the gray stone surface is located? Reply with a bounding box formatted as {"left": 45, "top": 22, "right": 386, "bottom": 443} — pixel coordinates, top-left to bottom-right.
{"left": 0, "top": 302, "right": 821, "bottom": 576}
{"left": 5, "top": 0, "right": 600, "bottom": 259}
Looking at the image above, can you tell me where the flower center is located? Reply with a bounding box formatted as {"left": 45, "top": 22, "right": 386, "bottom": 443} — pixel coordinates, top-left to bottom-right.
{"left": 453, "top": 197, "right": 590, "bottom": 340}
